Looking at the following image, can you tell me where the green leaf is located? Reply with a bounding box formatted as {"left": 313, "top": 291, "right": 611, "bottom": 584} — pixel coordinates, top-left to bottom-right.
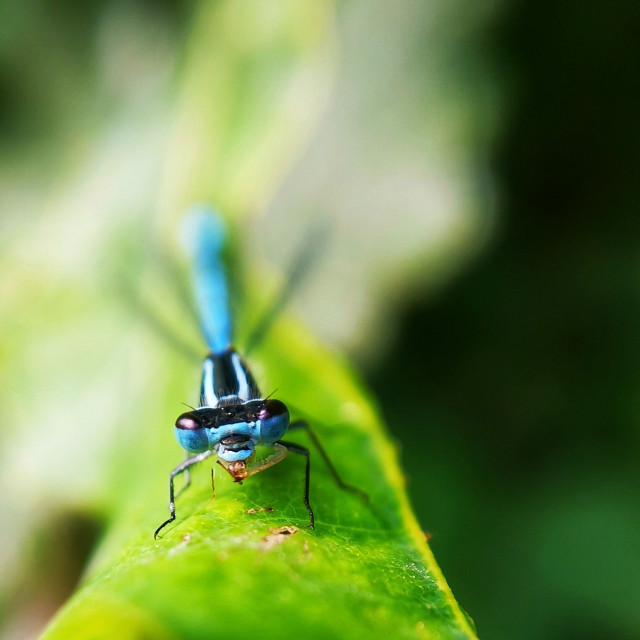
{"left": 39, "top": 317, "right": 476, "bottom": 640}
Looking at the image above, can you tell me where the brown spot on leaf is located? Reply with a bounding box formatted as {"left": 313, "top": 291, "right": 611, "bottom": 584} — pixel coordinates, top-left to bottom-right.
{"left": 260, "top": 526, "right": 298, "bottom": 551}
{"left": 246, "top": 506, "right": 275, "bottom": 514}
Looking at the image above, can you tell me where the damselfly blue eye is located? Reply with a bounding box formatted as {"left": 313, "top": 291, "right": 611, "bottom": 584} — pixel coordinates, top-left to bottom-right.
{"left": 174, "top": 412, "right": 209, "bottom": 454}
{"left": 258, "top": 399, "right": 289, "bottom": 443}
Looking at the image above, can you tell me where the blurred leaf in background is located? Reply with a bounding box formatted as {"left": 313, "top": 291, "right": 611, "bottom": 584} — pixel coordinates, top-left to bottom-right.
{"left": 258, "top": 0, "right": 500, "bottom": 356}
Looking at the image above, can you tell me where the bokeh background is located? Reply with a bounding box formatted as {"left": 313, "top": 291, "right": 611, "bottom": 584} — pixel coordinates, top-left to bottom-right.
{"left": 1, "top": 1, "right": 638, "bottom": 639}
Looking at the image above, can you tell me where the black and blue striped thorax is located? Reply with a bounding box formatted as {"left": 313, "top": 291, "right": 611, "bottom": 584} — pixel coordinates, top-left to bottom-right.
{"left": 199, "top": 347, "right": 261, "bottom": 407}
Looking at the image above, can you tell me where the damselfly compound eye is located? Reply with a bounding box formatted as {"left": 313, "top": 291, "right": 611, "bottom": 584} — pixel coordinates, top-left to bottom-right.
{"left": 259, "top": 399, "right": 288, "bottom": 420}
{"left": 174, "top": 412, "right": 209, "bottom": 455}
{"left": 258, "top": 399, "right": 289, "bottom": 443}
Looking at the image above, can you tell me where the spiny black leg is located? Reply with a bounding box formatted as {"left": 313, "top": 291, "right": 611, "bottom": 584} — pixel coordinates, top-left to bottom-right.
{"left": 176, "top": 451, "right": 193, "bottom": 499}
{"left": 154, "top": 449, "right": 215, "bottom": 539}
{"left": 288, "top": 420, "right": 369, "bottom": 503}
{"left": 279, "top": 440, "right": 314, "bottom": 529}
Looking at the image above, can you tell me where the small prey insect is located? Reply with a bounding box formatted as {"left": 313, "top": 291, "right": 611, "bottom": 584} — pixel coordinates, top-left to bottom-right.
{"left": 154, "top": 209, "right": 365, "bottom": 538}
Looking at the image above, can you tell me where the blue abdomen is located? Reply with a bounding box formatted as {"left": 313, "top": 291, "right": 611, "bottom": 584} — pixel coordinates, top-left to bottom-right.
{"left": 182, "top": 207, "right": 232, "bottom": 356}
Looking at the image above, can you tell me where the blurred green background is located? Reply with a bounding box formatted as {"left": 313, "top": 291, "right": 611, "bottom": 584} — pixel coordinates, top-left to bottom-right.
{"left": 1, "top": 1, "right": 638, "bottom": 639}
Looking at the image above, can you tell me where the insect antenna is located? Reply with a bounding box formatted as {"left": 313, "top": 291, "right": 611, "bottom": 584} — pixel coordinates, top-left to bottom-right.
{"left": 263, "top": 388, "right": 279, "bottom": 400}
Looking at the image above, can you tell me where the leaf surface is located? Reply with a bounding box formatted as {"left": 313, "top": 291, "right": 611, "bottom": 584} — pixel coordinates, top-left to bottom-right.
{"left": 40, "top": 318, "right": 476, "bottom": 640}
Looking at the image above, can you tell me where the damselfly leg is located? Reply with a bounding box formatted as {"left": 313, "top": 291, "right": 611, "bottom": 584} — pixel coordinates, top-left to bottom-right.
{"left": 154, "top": 449, "right": 215, "bottom": 539}
{"left": 288, "top": 420, "right": 369, "bottom": 504}
{"left": 278, "top": 440, "right": 313, "bottom": 528}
